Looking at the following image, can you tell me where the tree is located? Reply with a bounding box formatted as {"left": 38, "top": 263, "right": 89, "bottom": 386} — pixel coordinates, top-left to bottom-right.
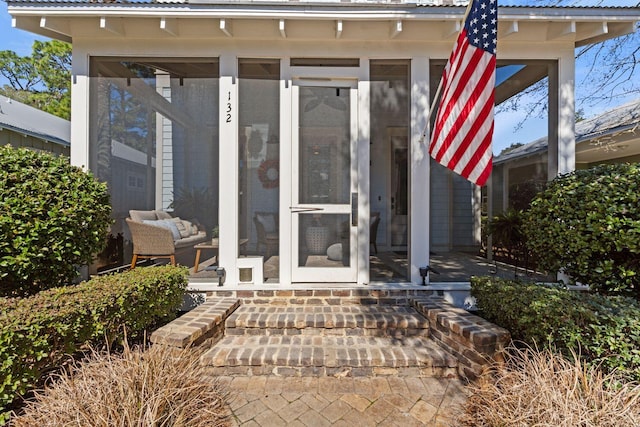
{"left": 498, "top": 1, "right": 639, "bottom": 124}
{"left": 0, "top": 40, "right": 71, "bottom": 120}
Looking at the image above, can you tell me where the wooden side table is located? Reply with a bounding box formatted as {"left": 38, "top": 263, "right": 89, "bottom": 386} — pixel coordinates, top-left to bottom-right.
{"left": 193, "top": 238, "right": 249, "bottom": 273}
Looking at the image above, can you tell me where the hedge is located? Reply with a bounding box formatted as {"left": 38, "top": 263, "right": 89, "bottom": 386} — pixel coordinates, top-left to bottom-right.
{"left": 0, "top": 266, "right": 188, "bottom": 424}
{"left": 0, "top": 145, "right": 112, "bottom": 297}
{"left": 523, "top": 163, "right": 640, "bottom": 299}
{"left": 471, "top": 276, "right": 640, "bottom": 382}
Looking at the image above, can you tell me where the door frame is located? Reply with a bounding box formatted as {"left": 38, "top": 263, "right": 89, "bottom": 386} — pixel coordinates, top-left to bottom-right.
{"left": 279, "top": 61, "right": 371, "bottom": 285}
{"left": 290, "top": 80, "right": 358, "bottom": 282}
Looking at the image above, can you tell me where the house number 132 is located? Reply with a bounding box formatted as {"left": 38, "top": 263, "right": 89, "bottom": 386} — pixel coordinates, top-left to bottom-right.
{"left": 226, "top": 92, "right": 232, "bottom": 123}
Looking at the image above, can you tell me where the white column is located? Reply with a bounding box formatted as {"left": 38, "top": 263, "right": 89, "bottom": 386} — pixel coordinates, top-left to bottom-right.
{"left": 357, "top": 60, "right": 370, "bottom": 286}
{"left": 410, "top": 57, "right": 431, "bottom": 284}
{"left": 279, "top": 58, "right": 292, "bottom": 285}
{"left": 557, "top": 49, "right": 576, "bottom": 176}
{"left": 70, "top": 47, "right": 89, "bottom": 170}
{"left": 218, "top": 54, "right": 239, "bottom": 285}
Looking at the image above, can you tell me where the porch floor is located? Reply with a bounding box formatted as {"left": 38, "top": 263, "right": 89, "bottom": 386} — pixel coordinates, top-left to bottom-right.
{"left": 187, "top": 250, "right": 554, "bottom": 286}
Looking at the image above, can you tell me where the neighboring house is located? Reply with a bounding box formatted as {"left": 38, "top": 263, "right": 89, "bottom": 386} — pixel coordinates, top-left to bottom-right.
{"left": 0, "top": 95, "right": 70, "bottom": 156}
{"left": 491, "top": 98, "right": 640, "bottom": 213}
{"left": 6, "top": 0, "right": 639, "bottom": 286}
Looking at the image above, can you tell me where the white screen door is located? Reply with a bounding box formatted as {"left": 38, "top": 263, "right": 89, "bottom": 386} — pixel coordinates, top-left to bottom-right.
{"left": 291, "top": 80, "right": 358, "bottom": 282}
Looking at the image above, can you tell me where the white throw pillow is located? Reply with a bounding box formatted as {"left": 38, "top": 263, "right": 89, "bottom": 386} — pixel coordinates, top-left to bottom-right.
{"left": 327, "top": 243, "right": 343, "bottom": 261}
{"left": 143, "top": 219, "right": 181, "bottom": 241}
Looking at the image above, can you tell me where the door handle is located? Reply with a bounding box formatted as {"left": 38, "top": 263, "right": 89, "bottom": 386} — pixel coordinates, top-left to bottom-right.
{"left": 290, "top": 207, "right": 324, "bottom": 214}
{"left": 351, "top": 192, "right": 358, "bottom": 226}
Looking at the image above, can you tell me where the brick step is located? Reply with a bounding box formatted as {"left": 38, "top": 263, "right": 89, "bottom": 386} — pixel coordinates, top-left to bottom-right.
{"left": 201, "top": 335, "right": 459, "bottom": 378}
{"left": 225, "top": 305, "right": 429, "bottom": 338}
{"left": 206, "top": 289, "right": 435, "bottom": 306}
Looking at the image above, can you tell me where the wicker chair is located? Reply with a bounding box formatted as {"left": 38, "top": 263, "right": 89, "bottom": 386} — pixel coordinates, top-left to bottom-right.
{"left": 126, "top": 218, "right": 177, "bottom": 268}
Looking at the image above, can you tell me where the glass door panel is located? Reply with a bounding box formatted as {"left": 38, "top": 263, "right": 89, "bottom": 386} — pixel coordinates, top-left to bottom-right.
{"left": 291, "top": 83, "right": 357, "bottom": 282}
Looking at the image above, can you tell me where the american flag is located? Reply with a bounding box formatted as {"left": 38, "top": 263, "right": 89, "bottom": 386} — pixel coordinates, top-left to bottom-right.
{"left": 429, "top": 0, "right": 497, "bottom": 186}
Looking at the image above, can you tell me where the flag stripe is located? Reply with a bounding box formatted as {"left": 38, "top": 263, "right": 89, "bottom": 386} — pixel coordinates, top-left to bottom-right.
{"left": 430, "top": 37, "right": 476, "bottom": 152}
{"left": 444, "top": 61, "right": 496, "bottom": 167}
{"left": 433, "top": 52, "right": 494, "bottom": 165}
{"left": 431, "top": 41, "right": 484, "bottom": 158}
{"left": 432, "top": 50, "right": 491, "bottom": 161}
{"left": 429, "top": 0, "right": 497, "bottom": 187}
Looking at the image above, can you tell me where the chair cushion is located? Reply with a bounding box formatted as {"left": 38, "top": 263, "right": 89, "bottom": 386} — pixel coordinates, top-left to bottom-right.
{"left": 129, "top": 210, "right": 158, "bottom": 222}
{"left": 174, "top": 231, "right": 208, "bottom": 248}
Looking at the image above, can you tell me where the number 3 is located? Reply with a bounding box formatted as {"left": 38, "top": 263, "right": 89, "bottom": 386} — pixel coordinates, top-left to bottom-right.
{"left": 226, "top": 91, "right": 232, "bottom": 123}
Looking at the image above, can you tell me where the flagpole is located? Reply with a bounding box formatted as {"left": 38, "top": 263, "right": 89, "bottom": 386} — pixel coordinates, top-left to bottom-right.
{"left": 419, "top": 0, "right": 476, "bottom": 146}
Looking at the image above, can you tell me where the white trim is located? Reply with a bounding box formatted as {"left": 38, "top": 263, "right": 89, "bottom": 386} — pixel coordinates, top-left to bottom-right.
{"left": 279, "top": 58, "right": 293, "bottom": 285}
{"left": 357, "top": 60, "right": 370, "bottom": 286}
{"left": 557, "top": 49, "right": 576, "bottom": 176}
{"left": 410, "top": 57, "right": 430, "bottom": 284}
{"left": 70, "top": 49, "right": 89, "bottom": 170}
{"left": 218, "top": 54, "right": 239, "bottom": 285}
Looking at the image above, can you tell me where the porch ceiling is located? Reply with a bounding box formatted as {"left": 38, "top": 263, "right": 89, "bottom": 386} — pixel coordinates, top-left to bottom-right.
{"left": 7, "top": 3, "right": 639, "bottom": 46}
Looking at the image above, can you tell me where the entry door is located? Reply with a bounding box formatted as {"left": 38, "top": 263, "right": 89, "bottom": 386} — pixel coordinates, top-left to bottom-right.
{"left": 291, "top": 80, "right": 358, "bottom": 282}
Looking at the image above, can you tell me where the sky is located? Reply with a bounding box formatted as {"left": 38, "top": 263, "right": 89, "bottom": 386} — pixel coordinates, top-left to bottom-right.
{"left": 1, "top": 0, "right": 638, "bottom": 154}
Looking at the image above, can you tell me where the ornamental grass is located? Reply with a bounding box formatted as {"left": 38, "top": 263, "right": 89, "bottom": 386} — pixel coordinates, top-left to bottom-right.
{"left": 12, "top": 343, "right": 231, "bottom": 427}
{"left": 459, "top": 345, "right": 640, "bottom": 427}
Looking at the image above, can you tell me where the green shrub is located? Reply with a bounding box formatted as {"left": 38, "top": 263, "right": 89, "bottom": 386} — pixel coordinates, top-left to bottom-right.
{"left": 0, "top": 145, "right": 112, "bottom": 297}
{"left": 0, "top": 266, "right": 188, "bottom": 424}
{"left": 523, "top": 163, "right": 640, "bottom": 299}
{"left": 471, "top": 276, "right": 640, "bottom": 382}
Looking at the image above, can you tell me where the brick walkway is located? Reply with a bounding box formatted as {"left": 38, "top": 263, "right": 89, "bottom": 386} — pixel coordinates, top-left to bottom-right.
{"left": 220, "top": 375, "right": 469, "bottom": 426}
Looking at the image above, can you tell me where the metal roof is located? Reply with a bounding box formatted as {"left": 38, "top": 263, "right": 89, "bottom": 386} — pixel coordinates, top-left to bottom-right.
{"left": 4, "top": 0, "right": 639, "bottom": 9}
{"left": 494, "top": 98, "right": 640, "bottom": 165}
{"left": 0, "top": 96, "right": 71, "bottom": 147}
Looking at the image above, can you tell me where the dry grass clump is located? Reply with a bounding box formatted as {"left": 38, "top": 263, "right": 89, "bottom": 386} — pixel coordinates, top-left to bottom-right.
{"left": 460, "top": 345, "right": 640, "bottom": 427}
{"left": 12, "top": 344, "right": 231, "bottom": 427}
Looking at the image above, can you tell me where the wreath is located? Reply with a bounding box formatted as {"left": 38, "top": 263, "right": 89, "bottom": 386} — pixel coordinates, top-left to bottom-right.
{"left": 257, "top": 159, "right": 279, "bottom": 189}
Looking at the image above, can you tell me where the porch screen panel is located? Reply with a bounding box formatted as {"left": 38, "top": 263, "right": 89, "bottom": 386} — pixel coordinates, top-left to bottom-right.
{"left": 369, "top": 60, "right": 410, "bottom": 281}
{"left": 429, "top": 59, "right": 552, "bottom": 281}
{"left": 89, "top": 58, "right": 219, "bottom": 272}
{"left": 238, "top": 59, "right": 280, "bottom": 282}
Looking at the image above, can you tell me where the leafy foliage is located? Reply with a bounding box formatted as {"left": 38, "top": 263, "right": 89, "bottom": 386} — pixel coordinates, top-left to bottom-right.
{"left": 0, "top": 41, "right": 71, "bottom": 120}
{"left": 488, "top": 210, "right": 526, "bottom": 261}
{"left": 0, "top": 266, "right": 189, "bottom": 424}
{"left": 0, "top": 146, "right": 112, "bottom": 297}
{"left": 523, "top": 163, "right": 640, "bottom": 299}
{"left": 170, "top": 187, "right": 218, "bottom": 238}
{"left": 471, "top": 277, "right": 640, "bottom": 382}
